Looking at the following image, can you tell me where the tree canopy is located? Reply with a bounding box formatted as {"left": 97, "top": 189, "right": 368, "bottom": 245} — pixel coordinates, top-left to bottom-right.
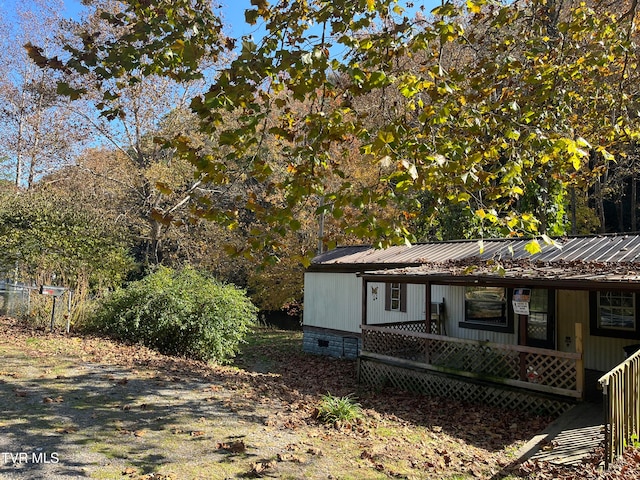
{"left": 27, "top": 0, "right": 640, "bottom": 261}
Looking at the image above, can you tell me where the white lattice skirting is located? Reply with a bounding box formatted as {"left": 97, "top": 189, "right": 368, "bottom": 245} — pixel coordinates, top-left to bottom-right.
{"left": 358, "top": 357, "right": 574, "bottom": 417}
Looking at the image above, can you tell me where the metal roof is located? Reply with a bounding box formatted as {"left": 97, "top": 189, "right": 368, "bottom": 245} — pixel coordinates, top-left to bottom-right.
{"left": 310, "top": 235, "right": 640, "bottom": 287}
{"left": 360, "top": 260, "right": 640, "bottom": 290}
{"left": 311, "top": 235, "right": 640, "bottom": 267}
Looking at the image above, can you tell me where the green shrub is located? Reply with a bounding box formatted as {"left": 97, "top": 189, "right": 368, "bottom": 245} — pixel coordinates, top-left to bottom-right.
{"left": 317, "top": 393, "right": 363, "bottom": 425}
{"left": 90, "top": 266, "right": 258, "bottom": 363}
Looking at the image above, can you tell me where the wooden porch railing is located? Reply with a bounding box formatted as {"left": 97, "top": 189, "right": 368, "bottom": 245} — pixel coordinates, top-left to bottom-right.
{"left": 599, "top": 348, "right": 640, "bottom": 468}
{"left": 361, "top": 323, "right": 584, "bottom": 399}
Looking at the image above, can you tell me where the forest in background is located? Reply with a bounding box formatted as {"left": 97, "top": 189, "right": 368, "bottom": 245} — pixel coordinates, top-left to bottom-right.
{"left": 1, "top": 0, "right": 640, "bottom": 318}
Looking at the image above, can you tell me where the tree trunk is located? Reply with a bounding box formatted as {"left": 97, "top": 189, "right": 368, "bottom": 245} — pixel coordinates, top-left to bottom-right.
{"left": 27, "top": 73, "right": 47, "bottom": 189}
{"left": 617, "top": 196, "right": 624, "bottom": 232}
{"left": 595, "top": 176, "right": 606, "bottom": 233}
{"left": 14, "top": 89, "right": 28, "bottom": 188}
{"left": 570, "top": 187, "right": 577, "bottom": 235}
{"left": 538, "top": 177, "right": 548, "bottom": 235}
{"left": 632, "top": 174, "right": 637, "bottom": 232}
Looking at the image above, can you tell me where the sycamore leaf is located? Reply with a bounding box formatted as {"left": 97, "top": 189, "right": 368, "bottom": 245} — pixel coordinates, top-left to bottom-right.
{"left": 524, "top": 240, "right": 541, "bottom": 255}
{"left": 466, "top": 0, "right": 483, "bottom": 14}
{"left": 505, "top": 129, "right": 520, "bottom": 141}
{"left": 155, "top": 182, "right": 173, "bottom": 195}
{"left": 597, "top": 147, "right": 615, "bottom": 161}
{"left": 150, "top": 209, "right": 172, "bottom": 226}
{"left": 408, "top": 164, "right": 418, "bottom": 180}
{"left": 245, "top": 9, "right": 259, "bottom": 24}
{"left": 56, "top": 82, "right": 87, "bottom": 100}
{"left": 571, "top": 155, "right": 582, "bottom": 171}
{"left": 542, "top": 234, "right": 562, "bottom": 250}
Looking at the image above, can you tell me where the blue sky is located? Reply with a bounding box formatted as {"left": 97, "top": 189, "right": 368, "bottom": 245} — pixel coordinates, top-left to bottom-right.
{"left": 57, "top": 0, "right": 277, "bottom": 39}
{"left": 58, "top": 0, "right": 442, "bottom": 40}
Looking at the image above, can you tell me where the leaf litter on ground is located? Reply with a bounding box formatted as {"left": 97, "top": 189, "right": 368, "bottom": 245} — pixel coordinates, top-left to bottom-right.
{"left": 1, "top": 316, "right": 639, "bottom": 479}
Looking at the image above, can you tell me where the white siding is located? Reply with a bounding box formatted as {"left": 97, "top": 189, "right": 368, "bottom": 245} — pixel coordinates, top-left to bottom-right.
{"left": 304, "top": 271, "right": 640, "bottom": 371}
{"left": 303, "top": 272, "right": 362, "bottom": 333}
{"left": 441, "top": 285, "right": 518, "bottom": 344}
{"left": 366, "top": 282, "right": 426, "bottom": 324}
{"left": 362, "top": 282, "right": 515, "bottom": 344}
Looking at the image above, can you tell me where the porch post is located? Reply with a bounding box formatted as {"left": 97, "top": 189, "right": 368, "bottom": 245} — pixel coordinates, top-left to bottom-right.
{"left": 575, "top": 322, "right": 584, "bottom": 398}
{"left": 425, "top": 281, "right": 431, "bottom": 363}
{"left": 361, "top": 277, "right": 368, "bottom": 327}
{"left": 425, "top": 281, "right": 431, "bottom": 333}
{"left": 518, "top": 314, "right": 527, "bottom": 381}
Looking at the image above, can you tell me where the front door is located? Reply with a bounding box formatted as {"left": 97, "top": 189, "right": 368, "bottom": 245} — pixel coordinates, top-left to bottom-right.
{"left": 521, "top": 288, "right": 556, "bottom": 349}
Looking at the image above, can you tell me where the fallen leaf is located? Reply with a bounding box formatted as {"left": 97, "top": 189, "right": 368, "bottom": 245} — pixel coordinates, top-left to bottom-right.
{"left": 249, "top": 460, "right": 275, "bottom": 475}
{"left": 55, "top": 426, "right": 78, "bottom": 434}
{"left": 229, "top": 440, "right": 246, "bottom": 453}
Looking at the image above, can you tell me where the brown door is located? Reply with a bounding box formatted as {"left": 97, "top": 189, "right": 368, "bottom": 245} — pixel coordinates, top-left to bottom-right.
{"left": 521, "top": 288, "right": 556, "bottom": 350}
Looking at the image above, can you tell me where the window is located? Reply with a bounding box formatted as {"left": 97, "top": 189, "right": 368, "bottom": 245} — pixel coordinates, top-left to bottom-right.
{"left": 527, "top": 289, "right": 550, "bottom": 342}
{"left": 590, "top": 291, "right": 640, "bottom": 339}
{"left": 460, "top": 286, "right": 514, "bottom": 333}
{"left": 390, "top": 283, "right": 402, "bottom": 310}
{"left": 385, "top": 283, "right": 407, "bottom": 312}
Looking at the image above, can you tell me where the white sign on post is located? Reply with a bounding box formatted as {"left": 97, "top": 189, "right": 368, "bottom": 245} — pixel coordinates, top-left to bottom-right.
{"left": 512, "top": 288, "right": 531, "bottom": 316}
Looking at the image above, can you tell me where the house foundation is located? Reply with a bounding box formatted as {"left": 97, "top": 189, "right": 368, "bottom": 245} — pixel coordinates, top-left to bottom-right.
{"left": 302, "top": 327, "right": 361, "bottom": 359}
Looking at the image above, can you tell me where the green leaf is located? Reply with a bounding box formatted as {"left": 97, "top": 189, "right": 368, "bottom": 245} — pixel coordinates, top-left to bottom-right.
{"left": 245, "top": 9, "right": 259, "bottom": 24}
{"left": 505, "top": 129, "right": 520, "bottom": 141}
{"left": 155, "top": 182, "right": 173, "bottom": 195}
{"left": 524, "top": 240, "right": 542, "bottom": 255}
{"left": 56, "top": 82, "right": 86, "bottom": 100}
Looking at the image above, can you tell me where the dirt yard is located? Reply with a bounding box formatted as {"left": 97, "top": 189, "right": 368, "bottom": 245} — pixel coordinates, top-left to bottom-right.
{"left": 0, "top": 316, "right": 636, "bottom": 479}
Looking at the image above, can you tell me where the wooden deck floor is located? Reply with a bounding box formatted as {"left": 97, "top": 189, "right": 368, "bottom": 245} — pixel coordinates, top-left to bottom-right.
{"left": 517, "top": 401, "right": 604, "bottom": 466}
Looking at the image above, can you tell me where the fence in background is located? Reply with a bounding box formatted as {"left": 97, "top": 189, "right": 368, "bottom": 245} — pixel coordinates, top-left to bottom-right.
{"left": 0, "top": 281, "right": 33, "bottom": 317}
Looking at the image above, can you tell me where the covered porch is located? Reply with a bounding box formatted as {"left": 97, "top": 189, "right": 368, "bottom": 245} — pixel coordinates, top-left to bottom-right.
{"left": 360, "top": 321, "right": 584, "bottom": 400}
{"left": 357, "top": 267, "right": 596, "bottom": 416}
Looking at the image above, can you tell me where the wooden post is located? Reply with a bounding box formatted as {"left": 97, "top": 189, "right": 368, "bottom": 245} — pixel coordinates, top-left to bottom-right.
{"left": 518, "top": 314, "right": 527, "bottom": 381}
{"left": 575, "top": 322, "right": 584, "bottom": 398}
{"left": 49, "top": 296, "right": 57, "bottom": 332}
{"left": 65, "top": 290, "right": 72, "bottom": 333}
{"left": 361, "top": 278, "right": 368, "bottom": 327}
{"left": 425, "top": 282, "right": 431, "bottom": 362}
{"left": 425, "top": 282, "right": 431, "bottom": 331}
{"left": 361, "top": 278, "right": 368, "bottom": 353}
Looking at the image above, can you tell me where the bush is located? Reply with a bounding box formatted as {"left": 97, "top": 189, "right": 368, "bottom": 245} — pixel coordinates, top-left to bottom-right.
{"left": 90, "top": 266, "right": 258, "bottom": 363}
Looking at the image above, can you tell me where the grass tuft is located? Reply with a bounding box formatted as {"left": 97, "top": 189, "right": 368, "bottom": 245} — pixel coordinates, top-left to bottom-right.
{"left": 317, "top": 393, "right": 363, "bottom": 424}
